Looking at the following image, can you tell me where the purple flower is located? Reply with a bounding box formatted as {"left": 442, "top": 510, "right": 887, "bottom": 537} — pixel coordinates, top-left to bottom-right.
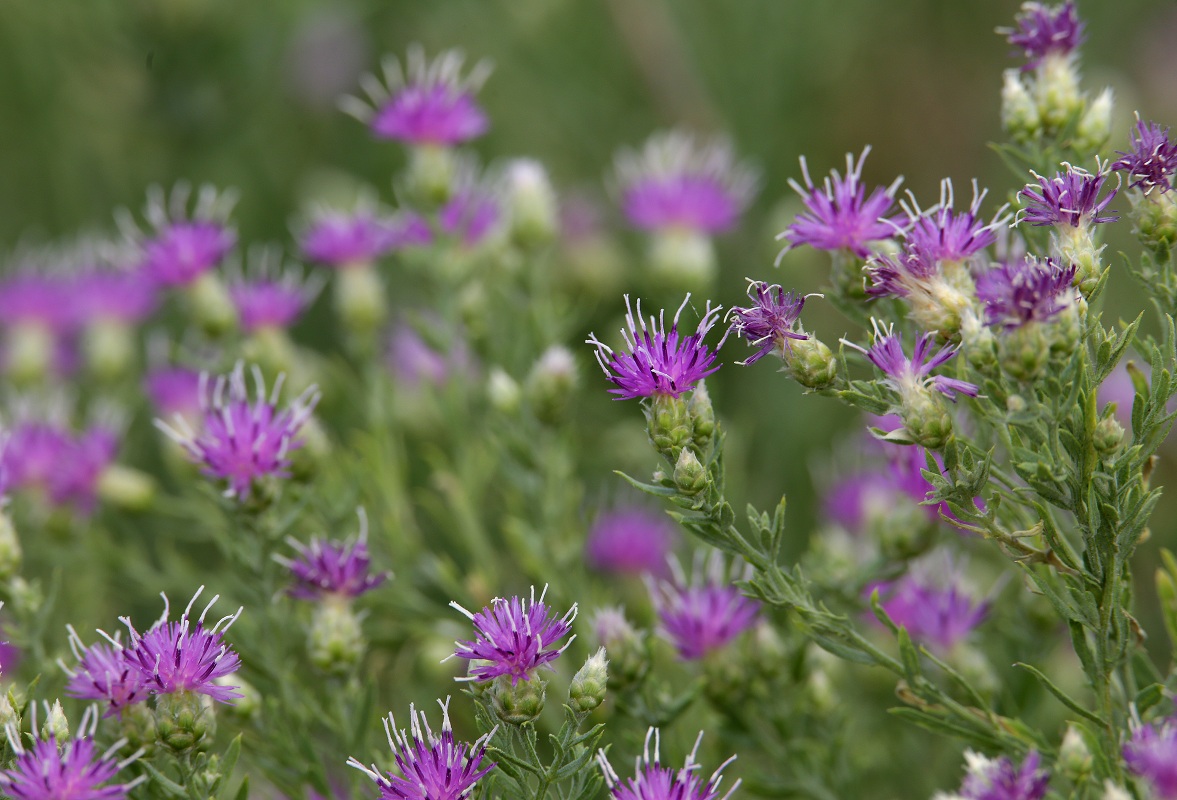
{"left": 585, "top": 506, "right": 678, "bottom": 577}
{"left": 0, "top": 272, "right": 78, "bottom": 333}
{"left": 1124, "top": 719, "right": 1177, "bottom": 799}
{"left": 597, "top": 728, "right": 739, "bottom": 800}
{"left": 299, "top": 209, "right": 404, "bottom": 267}
{"left": 724, "top": 280, "right": 809, "bottom": 365}
{"left": 347, "top": 698, "right": 495, "bottom": 800}
{"left": 780, "top": 146, "right": 902, "bottom": 258}
{"left": 450, "top": 585, "right": 577, "bottom": 685}
{"left": 976, "top": 256, "right": 1076, "bottom": 329}
{"left": 438, "top": 185, "right": 501, "bottom": 247}
{"left": 155, "top": 362, "right": 320, "bottom": 499}
{"left": 615, "top": 131, "right": 758, "bottom": 235}
{"left": 387, "top": 323, "right": 473, "bottom": 390}
{"left": 1111, "top": 118, "right": 1177, "bottom": 195}
{"left": 143, "top": 367, "right": 204, "bottom": 421}
{"left": 2, "top": 421, "right": 69, "bottom": 491}
{"left": 873, "top": 554, "right": 990, "bottom": 651}
{"left": 954, "top": 750, "right": 1050, "bottom": 800}
{"left": 280, "top": 510, "right": 389, "bottom": 600}
{"left": 903, "top": 180, "right": 1006, "bottom": 265}
{"left": 49, "top": 426, "right": 119, "bottom": 514}
{"left": 648, "top": 552, "right": 760, "bottom": 661}
{"left": 72, "top": 269, "right": 158, "bottom": 326}
{"left": 120, "top": 586, "right": 243, "bottom": 704}
{"left": 0, "top": 731, "right": 142, "bottom": 800}
{"left": 63, "top": 626, "right": 148, "bottom": 717}
{"left": 127, "top": 184, "right": 238, "bottom": 287}
{"left": 1018, "top": 164, "right": 1119, "bottom": 228}
{"left": 229, "top": 256, "right": 323, "bottom": 333}
{"left": 843, "top": 322, "right": 978, "bottom": 402}
{"left": 587, "top": 294, "right": 722, "bottom": 400}
{"left": 342, "top": 46, "right": 492, "bottom": 146}
{"left": 1001, "top": 1, "right": 1084, "bottom": 70}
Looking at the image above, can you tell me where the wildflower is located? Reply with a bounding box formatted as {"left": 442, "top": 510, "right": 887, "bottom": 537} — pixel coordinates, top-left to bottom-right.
{"left": 902, "top": 181, "right": 1005, "bottom": 265}
{"left": 648, "top": 552, "right": 760, "bottom": 661}
{"left": 1018, "top": 163, "right": 1118, "bottom": 229}
{"left": 450, "top": 585, "right": 577, "bottom": 685}
{"left": 1001, "top": 1, "right": 1084, "bottom": 70}
{"left": 1112, "top": 119, "right": 1177, "bottom": 195}
{"left": 587, "top": 294, "right": 721, "bottom": 400}
{"left": 228, "top": 253, "right": 323, "bottom": 334}
{"left": 279, "top": 509, "right": 389, "bottom": 600}
{"left": 0, "top": 713, "right": 144, "bottom": 800}
{"left": 72, "top": 268, "right": 158, "bottom": 328}
{"left": 0, "top": 272, "right": 77, "bottom": 383}
{"left": 874, "top": 554, "right": 991, "bottom": 652}
{"left": 48, "top": 426, "right": 119, "bottom": 514}
{"left": 844, "top": 322, "right": 978, "bottom": 403}
{"left": 123, "top": 184, "right": 237, "bottom": 288}
{"left": 143, "top": 366, "right": 204, "bottom": 422}
{"left": 597, "top": 728, "right": 740, "bottom": 800}
{"left": 155, "top": 362, "right": 321, "bottom": 499}
{"left": 62, "top": 626, "right": 147, "bottom": 717}
{"left": 299, "top": 208, "right": 405, "bottom": 268}
{"left": 585, "top": 506, "right": 678, "bottom": 577}
{"left": 120, "top": 586, "right": 243, "bottom": 703}
{"left": 343, "top": 47, "right": 491, "bottom": 146}
{"left": 2, "top": 420, "right": 69, "bottom": 493}
{"left": 347, "top": 698, "right": 495, "bottom": 800}
{"left": 1123, "top": 718, "right": 1177, "bottom": 799}
{"left": 593, "top": 607, "right": 650, "bottom": 689}
{"left": 780, "top": 146, "right": 902, "bottom": 259}
{"left": 975, "top": 256, "right": 1077, "bottom": 329}
{"left": 438, "top": 181, "right": 502, "bottom": 248}
{"left": 387, "top": 323, "right": 473, "bottom": 391}
{"left": 724, "top": 280, "right": 809, "bottom": 366}
{"left": 937, "top": 750, "right": 1050, "bottom": 800}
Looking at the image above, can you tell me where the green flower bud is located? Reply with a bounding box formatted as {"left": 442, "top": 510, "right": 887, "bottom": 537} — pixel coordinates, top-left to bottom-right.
{"left": 645, "top": 394, "right": 694, "bottom": 462}
{"left": 687, "top": 382, "right": 716, "bottom": 454}
{"left": 593, "top": 608, "right": 649, "bottom": 691}
{"left": 155, "top": 690, "right": 216, "bottom": 753}
{"left": 648, "top": 229, "right": 717, "bottom": 290}
{"left": 1054, "top": 227, "right": 1104, "bottom": 297}
{"left": 999, "top": 323, "right": 1051, "bottom": 383}
{"left": 241, "top": 326, "right": 298, "bottom": 377}
{"left": 406, "top": 144, "right": 458, "bottom": 206}
{"left": 6, "top": 324, "right": 54, "bottom": 386}
{"left": 309, "top": 598, "right": 365, "bottom": 674}
{"left": 875, "top": 497, "right": 938, "bottom": 561}
{"left": 505, "top": 159, "right": 558, "bottom": 249}
{"left": 119, "top": 702, "right": 158, "bottom": 758}
{"left": 0, "top": 512, "right": 22, "bottom": 581}
{"left": 1102, "top": 782, "right": 1132, "bottom": 800}
{"left": 1093, "top": 415, "right": 1125, "bottom": 458}
{"left": 1001, "top": 69, "right": 1040, "bottom": 142}
{"left": 8, "top": 577, "right": 41, "bottom": 617}
{"left": 1132, "top": 191, "right": 1177, "bottom": 255}
{"left": 673, "top": 448, "right": 708, "bottom": 496}
{"left": 186, "top": 272, "right": 237, "bottom": 338}
{"left": 1058, "top": 725, "right": 1093, "bottom": 780}
{"left": 216, "top": 675, "right": 260, "bottom": 721}
{"left": 487, "top": 368, "right": 522, "bottom": 415}
{"left": 40, "top": 700, "right": 68, "bottom": 743}
{"left": 568, "top": 648, "right": 608, "bottom": 713}
{"left": 1007, "top": 394, "right": 1028, "bottom": 414}
{"left": 526, "top": 346, "right": 579, "bottom": 426}
{"left": 901, "top": 392, "right": 954, "bottom": 450}
{"left": 1035, "top": 53, "right": 1082, "bottom": 132}
{"left": 492, "top": 675, "right": 545, "bottom": 726}
{"left": 784, "top": 336, "right": 838, "bottom": 390}
{"left": 290, "top": 416, "right": 331, "bottom": 484}
{"left": 333, "top": 263, "right": 388, "bottom": 336}
{"left": 0, "top": 694, "right": 21, "bottom": 742}
{"left": 84, "top": 320, "right": 136, "bottom": 381}
{"left": 1073, "top": 87, "right": 1113, "bottom": 156}
{"left": 97, "top": 465, "right": 156, "bottom": 512}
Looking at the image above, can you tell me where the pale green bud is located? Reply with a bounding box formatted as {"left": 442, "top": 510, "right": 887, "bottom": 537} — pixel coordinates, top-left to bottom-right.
{"left": 0, "top": 694, "right": 21, "bottom": 740}
{"left": 1093, "top": 415, "right": 1125, "bottom": 458}
{"left": 155, "top": 690, "right": 216, "bottom": 753}
{"left": 186, "top": 272, "right": 236, "bottom": 338}
{"left": 1058, "top": 724, "right": 1093, "bottom": 779}
{"left": 999, "top": 323, "right": 1051, "bottom": 383}
{"left": 1036, "top": 53, "right": 1083, "bottom": 131}
{"left": 687, "top": 382, "right": 716, "bottom": 454}
{"left": 593, "top": 608, "right": 648, "bottom": 691}
{"left": 40, "top": 700, "right": 69, "bottom": 743}
{"left": 97, "top": 465, "right": 156, "bottom": 512}
{"left": 1073, "top": 87, "right": 1113, "bottom": 155}
{"left": 505, "top": 159, "right": 558, "bottom": 249}
{"left": 646, "top": 394, "right": 695, "bottom": 462}
{"left": 648, "top": 229, "right": 717, "bottom": 290}
{"left": 1007, "top": 394, "right": 1028, "bottom": 414}
{"left": 1102, "top": 781, "right": 1132, "bottom": 800}
{"left": 119, "top": 703, "right": 157, "bottom": 757}
{"left": 492, "top": 675, "right": 545, "bottom": 726}
{"left": 333, "top": 263, "right": 387, "bottom": 335}
{"left": 526, "top": 346, "right": 579, "bottom": 426}
{"left": 84, "top": 320, "right": 136, "bottom": 381}
{"left": 6, "top": 324, "right": 54, "bottom": 385}
{"left": 568, "top": 648, "right": 608, "bottom": 713}
{"left": 948, "top": 644, "right": 998, "bottom": 695}
{"left": 784, "top": 336, "right": 838, "bottom": 390}
{"left": 406, "top": 144, "right": 458, "bottom": 206}
{"left": 1055, "top": 227, "right": 1104, "bottom": 295}
{"left": 487, "top": 367, "right": 522, "bottom": 415}
{"left": 309, "top": 598, "right": 365, "bottom": 674}
{"left": 0, "top": 512, "right": 22, "bottom": 581}
{"left": 241, "top": 326, "right": 298, "bottom": 377}
{"left": 901, "top": 391, "right": 954, "bottom": 450}
{"left": 876, "top": 497, "right": 938, "bottom": 561}
{"left": 673, "top": 448, "right": 708, "bottom": 496}
{"left": 1001, "top": 69, "right": 1040, "bottom": 142}
{"left": 1133, "top": 191, "right": 1177, "bottom": 255}
{"left": 216, "top": 675, "right": 260, "bottom": 720}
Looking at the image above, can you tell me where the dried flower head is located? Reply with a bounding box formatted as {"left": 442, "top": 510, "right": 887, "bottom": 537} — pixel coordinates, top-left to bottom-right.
{"left": 597, "top": 728, "right": 740, "bottom": 800}
{"left": 648, "top": 552, "right": 760, "bottom": 661}
{"left": 450, "top": 585, "right": 577, "bottom": 685}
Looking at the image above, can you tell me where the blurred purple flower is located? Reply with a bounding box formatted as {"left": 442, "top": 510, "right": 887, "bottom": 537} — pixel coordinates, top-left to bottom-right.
{"left": 72, "top": 269, "right": 158, "bottom": 326}
{"left": 2, "top": 421, "right": 69, "bottom": 492}
{"left": 280, "top": 510, "right": 389, "bottom": 600}
{"left": 144, "top": 367, "right": 205, "bottom": 422}
{"left": 1124, "top": 718, "right": 1177, "bottom": 799}
{"left": 648, "top": 552, "right": 759, "bottom": 661}
{"left": 585, "top": 506, "right": 678, "bottom": 577}
{"left": 0, "top": 273, "right": 78, "bottom": 333}
{"left": 1111, "top": 118, "right": 1177, "bottom": 195}
{"left": 387, "top": 323, "right": 473, "bottom": 390}
{"left": 438, "top": 185, "right": 501, "bottom": 247}
{"left": 126, "top": 184, "right": 237, "bottom": 288}
{"left": 299, "top": 209, "right": 403, "bottom": 267}
{"left": 1001, "top": 1, "right": 1084, "bottom": 70}
{"left": 229, "top": 254, "right": 323, "bottom": 333}
{"left": 49, "top": 426, "right": 119, "bottom": 514}
{"left": 64, "top": 627, "right": 147, "bottom": 718}
{"left": 956, "top": 750, "right": 1050, "bottom": 800}
{"left": 872, "top": 554, "right": 990, "bottom": 651}
{"left": 0, "top": 731, "right": 142, "bottom": 800}
{"left": 450, "top": 585, "right": 577, "bottom": 685}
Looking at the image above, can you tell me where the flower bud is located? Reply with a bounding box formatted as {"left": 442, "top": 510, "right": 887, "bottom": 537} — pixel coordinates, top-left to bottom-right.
{"left": 406, "top": 144, "right": 458, "bottom": 206}
{"left": 1001, "top": 69, "right": 1040, "bottom": 142}
{"left": 40, "top": 700, "right": 68, "bottom": 743}
{"left": 784, "top": 336, "right": 838, "bottom": 390}
{"left": 1132, "top": 192, "right": 1177, "bottom": 256}
{"left": 216, "top": 675, "right": 260, "bottom": 721}
{"left": 186, "top": 272, "right": 237, "bottom": 338}
{"left": 119, "top": 703, "right": 157, "bottom": 758}
{"left": 645, "top": 394, "right": 695, "bottom": 462}
{"left": 0, "top": 694, "right": 21, "bottom": 740}
{"left": 594, "top": 608, "right": 649, "bottom": 691}
{"left": 1093, "top": 415, "right": 1125, "bottom": 458}
{"left": 568, "top": 648, "right": 608, "bottom": 714}
{"left": 687, "top": 382, "right": 716, "bottom": 454}
{"left": 6, "top": 324, "right": 54, "bottom": 386}
{"left": 289, "top": 416, "right": 331, "bottom": 484}
{"left": 1073, "top": 88, "right": 1113, "bottom": 156}
{"left": 526, "top": 346, "right": 579, "bottom": 426}
{"left": 947, "top": 644, "right": 998, "bottom": 695}
{"left": 0, "top": 512, "right": 22, "bottom": 582}
{"left": 333, "top": 263, "right": 388, "bottom": 336}
{"left": 901, "top": 392, "right": 954, "bottom": 450}
{"left": 1036, "top": 53, "right": 1082, "bottom": 131}
{"left": 648, "top": 229, "right": 717, "bottom": 290}
{"left": 487, "top": 367, "right": 522, "bottom": 415}
{"left": 97, "top": 465, "right": 156, "bottom": 512}
{"left": 1054, "top": 225, "right": 1104, "bottom": 297}
{"left": 492, "top": 675, "right": 545, "bottom": 726}
{"left": 999, "top": 323, "right": 1051, "bottom": 383}
{"left": 1058, "top": 725, "right": 1093, "bottom": 780}
{"left": 673, "top": 448, "right": 708, "bottom": 496}
{"left": 505, "top": 159, "right": 558, "bottom": 249}
{"left": 1102, "top": 782, "right": 1132, "bottom": 800}
{"left": 84, "top": 320, "right": 136, "bottom": 381}
{"left": 155, "top": 690, "right": 216, "bottom": 753}
{"left": 309, "top": 598, "right": 365, "bottom": 674}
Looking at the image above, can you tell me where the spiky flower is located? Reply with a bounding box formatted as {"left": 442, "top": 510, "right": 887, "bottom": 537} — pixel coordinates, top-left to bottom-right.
{"left": 1112, "top": 119, "right": 1177, "bottom": 196}
{"left": 438, "top": 180, "right": 502, "bottom": 248}
{"left": 450, "top": 585, "right": 577, "bottom": 685}
{"left": 874, "top": 553, "right": 991, "bottom": 652}
{"left": 901, "top": 180, "right": 1006, "bottom": 265}
{"left": 228, "top": 252, "right": 324, "bottom": 333}
{"left": 585, "top": 506, "right": 678, "bottom": 577}
{"left": 843, "top": 322, "right": 978, "bottom": 403}
{"left": 279, "top": 509, "right": 389, "bottom": 600}
{"left": 62, "top": 627, "right": 147, "bottom": 718}
{"left": 1001, "top": 1, "right": 1083, "bottom": 70}
{"left": 724, "top": 281, "right": 809, "bottom": 365}
{"left": 342, "top": 47, "right": 491, "bottom": 146}
{"left": 598, "top": 728, "right": 740, "bottom": 800}
{"left": 937, "top": 750, "right": 1050, "bottom": 800}
{"left": 780, "top": 146, "right": 902, "bottom": 258}
{"left": 1018, "top": 163, "right": 1118, "bottom": 229}
{"left": 300, "top": 208, "right": 408, "bottom": 267}
{"left": 648, "top": 552, "right": 760, "bottom": 661}
{"left": 143, "top": 367, "right": 204, "bottom": 421}
{"left": 72, "top": 268, "right": 159, "bottom": 326}
{"left": 0, "top": 719, "right": 143, "bottom": 800}
{"left": 120, "top": 586, "right": 243, "bottom": 704}
{"left": 975, "top": 256, "right": 1077, "bottom": 329}
{"left": 0, "top": 272, "right": 78, "bottom": 334}
{"left": 347, "top": 699, "right": 495, "bottom": 800}
{"left": 1123, "top": 718, "right": 1177, "bottom": 799}
{"left": 155, "top": 362, "right": 320, "bottom": 499}
{"left": 122, "top": 184, "right": 237, "bottom": 288}
{"left": 614, "top": 132, "right": 758, "bottom": 235}
{"left": 587, "top": 294, "right": 721, "bottom": 400}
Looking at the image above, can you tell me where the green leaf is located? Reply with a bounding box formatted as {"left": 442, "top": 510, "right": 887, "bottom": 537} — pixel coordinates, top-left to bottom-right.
{"left": 1013, "top": 662, "right": 1102, "bottom": 724}
{"left": 214, "top": 736, "right": 244, "bottom": 800}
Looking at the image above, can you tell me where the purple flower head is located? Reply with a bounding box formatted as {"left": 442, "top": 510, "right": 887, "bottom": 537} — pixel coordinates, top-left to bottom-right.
{"left": 901, "top": 179, "right": 1008, "bottom": 265}
{"left": 342, "top": 46, "right": 492, "bottom": 146}
{"left": 873, "top": 553, "right": 991, "bottom": 651}
{"left": 2, "top": 420, "right": 70, "bottom": 491}
{"left": 1124, "top": 718, "right": 1177, "bottom": 799}
{"left": 843, "top": 321, "right": 979, "bottom": 402}
{"left": 585, "top": 506, "right": 678, "bottom": 577}
{"left": 648, "top": 551, "right": 760, "bottom": 661}
{"left": 0, "top": 272, "right": 78, "bottom": 333}
{"left": 120, "top": 586, "right": 243, "bottom": 703}
{"left": 143, "top": 366, "right": 204, "bottom": 421}
{"left": 438, "top": 187, "right": 501, "bottom": 247}
{"left": 155, "top": 362, "right": 321, "bottom": 499}
{"left": 724, "top": 280, "right": 810, "bottom": 365}
{"left": 49, "top": 425, "right": 119, "bottom": 514}
{"left": 124, "top": 183, "right": 238, "bottom": 287}
{"left": 72, "top": 268, "right": 158, "bottom": 327}
{"left": 347, "top": 698, "right": 495, "bottom": 800}
{"left": 955, "top": 750, "right": 1050, "bottom": 800}
{"left": 299, "top": 206, "right": 403, "bottom": 267}
{"left": 1018, "top": 163, "right": 1119, "bottom": 228}
{"left": 615, "top": 131, "right": 758, "bottom": 235}
{"left": 597, "top": 728, "right": 740, "bottom": 800}
{"left": 228, "top": 250, "right": 324, "bottom": 333}
{"left": 976, "top": 256, "right": 1076, "bottom": 329}
{"left": 779, "top": 146, "right": 903, "bottom": 259}
{"left": 587, "top": 294, "right": 722, "bottom": 400}
{"left": 824, "top": 472, "right": 903, "bottom": 533}
{"left": 1111, "top": 118, "right": 1177, "bottom": 196}
{"left": 63, "top": 626, "right": 148, "bottom": 717}
{"left": 450, "top": 585, "right": 577, "bottom": 685}
{"left": 279, "top": 508, "right": 390, "bottom": 600}
{"left": 1001, "top": 1, "right": 1084, "bottom": 70}
{"left": 0, "top": 715, "right": 144, "bottom": 800}
{"left": 387, "top": 323, "right": 473, "bottom": 390}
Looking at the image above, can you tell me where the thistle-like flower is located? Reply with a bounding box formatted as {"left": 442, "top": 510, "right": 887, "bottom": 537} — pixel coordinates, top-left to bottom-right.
{"left": 1123, "top": 718, "right": 1177, "bottom": 799}
{"left": 438, "top": 178, "right": 502, "bottom": 248}
{"left": 597, "top": 728, "right": 740, "bottom": 800}
{"left": 1018, "top": 163, "right": 1118, "bottom": 229}
{"left": 143, "top": 366, "right": 204, "bottom": 422}
{"left": 155, "top": 362, "right": 320, "bottom": 499}
{"left": 342, "top": 47, "right": 492, "bottom": 146}
{"left": 72, "top": 268, "right": 159, "bottom": 327}
{"left": 228, "top": 251, "right": 324, "bottom": 334}
{"left": 779, "top": 146, "right": 902, "bottom": 258}
{"left": 279, "top": 509, "right": 389, "bottom": 600}
{"left": 936, "top": 750, "right": 1050, "bottom": 800}
{"left": 843, "top": 322, "right": 979, "bottom": 403}
{"left": 1001, "top": 1, "right": 1084, "bottom": 70}
{"left": 347, "top": 699, "right": 495, "bottom": 800}
{"left": 1112, "top": 118, "right": 1177, "bottom": 196}
{"left": 62, "top": 626, "right": 147, "bottom": 717}
{"left": 585, "top": 506, "right": 678, "bottom": 577}
{"left": 299, "top": 207, "right": 408, "bottom": 267}
{"left": 724, "top": 280, "right": 809, "bottom": 365}
{"left": 874, "top": 553, "right": 991, "bottom": 652}
{"left": 587, "top": 294, "right": 721, "bottom": 400}
{"left": 120, "top": 586, "right": 243, "bottom": 703}
{"left": 648, "top": 552, "right": 760, "bottom": 661}
{"left": 450, "top": 585, "right": 577, "bottom": 684}
{"left": 975, "top": 256, "right": 1077, "bottom": 329}
{"left": 0, "top": 272, "right": 79, "bottom": 334}
{"left": 901, "top": 181, "right": 1006, "bottom": 265}
{"left": 120, "top": 183, "right": 238, "bottom": 288}
{"left": 49, "top": 426, "right": 119, "bottom": 514}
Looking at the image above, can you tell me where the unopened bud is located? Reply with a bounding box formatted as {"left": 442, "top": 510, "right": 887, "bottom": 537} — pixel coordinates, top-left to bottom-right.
{"left": 309, "top": 598, "right": 365, "bottom": 674}
{"left": 1001, "top": 69, "right": 1040, "bottom": 142}
{"left": 6, "top": 324, "right": 54, "bottom": 386}
{"left": 40, "top": 700, "right": 68, "bottom": 743}
{"left": 487, "top": 368, "right": 522, "bottom": 415}
{"left": 155, "top": 690, "right": 216, "bottom": 753}
{"left": 1055, "top": 225, "right": 1104, "bottom": 297}
{"left": 492, "top": 675, "right": 545, "bottom": 726}
{"left": 594, "top": 608, "right": 648, "bottom": 690}
{"left": 1036, "top": 53, "right": 1082, "bottom": 132}
{"left": 526, "top": 346, "right": 579, "bottom": 426}
{"left": 8, "top": 577, "right": 41, "bottom": 616}
{"left": 1007, "top": 394, "right": 1027, "bottom": 414}
{"left": 569, "top": 648, "right": 608, "bottom": 713}
{"left": 1093, "top": 415, "right": 1125, "bottom": 458}
{"left": 673, "top": 448, "right": 708, "bottom": 496}
{"left": 1058, "top": 725, "right": 1093, "bottom": 779}
{"left": 646, "top": 394, "right": 695, "bottom": 462}
{"left": 1132, "top": 192, "right": 1177, "bottom": 256}
{"left": 119, "top": 703, "right": 157, "bottom": 757}
{"left": 0, "top": 513, "right": 21, "bottom": 581}
{"left": 648, "top": 229, "right": 717, "bottom": 290}
{"left": 186, "top": 272, "right": 236, "bottom": 338}
{"left": 0, "top": 694, "right": 20, "bottom": 739}
{"left": 505, "top": 159, "right": 558, "bottom": 249}
{"left": 406, "top": 144, "right": 458, "bottom": 206}
{"left": 999, "top": 323, "right": 1051, "bottom": 383}
{"left": 1073, "top": 88, "right": 1113, "bottom": 156}
{"left": 687, "top": 382, "right": 716, "bottom": 454}
{"left": 948, "top": 644, "right": 998, "bottom": 695}
{"left": 84, "top": 320, "right": 136, "bottom": 381}
{"left": 334, "top": 263, "right": 388, "bottom": 335}
{"left": 290, "top": 416, "right": 330, "bottom": 484}
{"left": 784, "top": 336, "right": 838, "bottom": 390}
{"left": 97, "top": 465, "right": 156, "bottom": 512}
{"left": 876, "top": 498, "right": 938, "bottom": 561}
{"left": 901, "top": 392, "right": 954, "bottom": 450}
